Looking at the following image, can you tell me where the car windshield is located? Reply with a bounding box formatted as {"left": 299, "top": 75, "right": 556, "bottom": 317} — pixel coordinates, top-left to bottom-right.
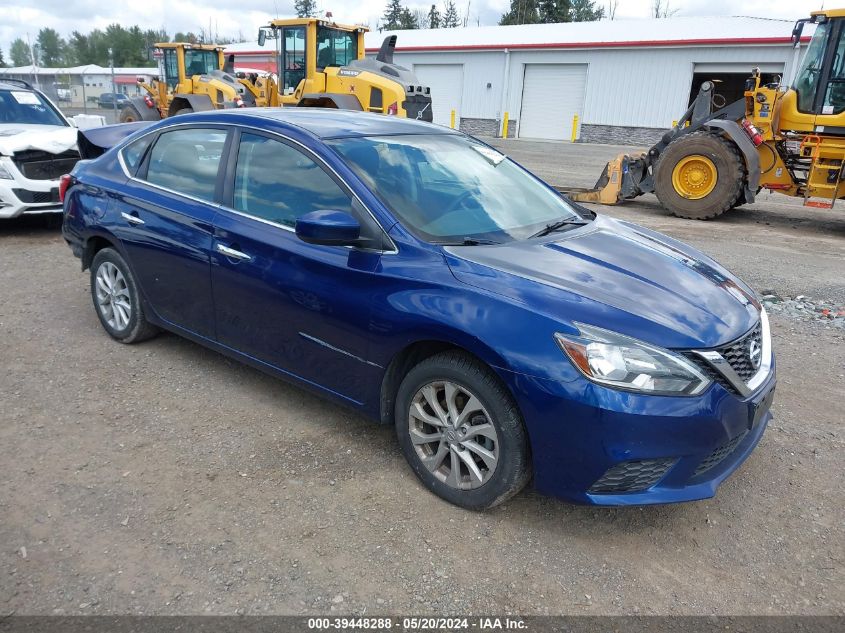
{"left": 328, "top": 134, "right": 583, "bottom": 243}
{"left": 0, "top": 88, "right": 67, "bottom": 126}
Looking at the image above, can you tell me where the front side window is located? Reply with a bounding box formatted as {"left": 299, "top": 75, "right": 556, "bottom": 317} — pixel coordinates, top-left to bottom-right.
{"left": 184, "top": 49, "right": 220, "bottom": 77}
{"left": 329, "top": 134, "right": 582, "bottom": 243}
{"left": 233, "top": 132, "right": 351, "bottom": 227}
{"left": 316, "top": 27, "right": 357, "bottom": 69}
{"left": 145, "top": 128, "right": 227, "bottom": 202}
{"left": 0, "top": 89, "right": 67, "bottom": 126}
{"left": 794, "top": 22, "right": 829, "bottom": 113}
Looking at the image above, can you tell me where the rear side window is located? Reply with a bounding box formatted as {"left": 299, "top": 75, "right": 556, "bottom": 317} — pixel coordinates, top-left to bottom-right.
{"left": 232, "top": 132, "right": 351, "bottom": 227}
{"left": 145, "top": 128, "right": 227, "bottom": 202}
{"left": 121, "top": 135, "right": 153, "bottom": 175}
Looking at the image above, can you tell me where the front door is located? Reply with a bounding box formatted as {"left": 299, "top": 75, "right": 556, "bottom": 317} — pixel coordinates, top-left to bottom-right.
{"left": 210, "top": 130, "right": 387, "bottom": 404}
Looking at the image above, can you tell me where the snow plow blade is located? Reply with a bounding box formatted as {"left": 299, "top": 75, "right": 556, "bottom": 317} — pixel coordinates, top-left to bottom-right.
{"left": 556, "top": 153, "right": 651, "bottom": 205}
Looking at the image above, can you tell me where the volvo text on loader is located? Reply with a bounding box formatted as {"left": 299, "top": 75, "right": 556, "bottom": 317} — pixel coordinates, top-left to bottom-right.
{"left": 564, "top": 8, "right": 845, "bottom": 219}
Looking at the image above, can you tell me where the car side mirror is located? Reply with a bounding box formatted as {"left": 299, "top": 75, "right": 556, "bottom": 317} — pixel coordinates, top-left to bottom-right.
{"left": 295, "top": 210, "right": 361, "bottom": 246}
{"left": 258, "top": 29, "right": 266, "bottom": 47}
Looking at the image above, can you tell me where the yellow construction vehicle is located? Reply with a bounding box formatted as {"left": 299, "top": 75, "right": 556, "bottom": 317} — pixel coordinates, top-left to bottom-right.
{"left": 257, "top": 18, "right": 433, "bottom": 121}
{"left": 119, "top": 43, "right": 275, "bottom": 122}
{"left": 565, "top": 8, "right": 845, "bottom": 218}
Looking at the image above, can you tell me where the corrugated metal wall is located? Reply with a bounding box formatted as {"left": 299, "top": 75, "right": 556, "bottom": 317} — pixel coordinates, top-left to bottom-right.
{"left": 386, "top": 43, "right": 802, "bottom": 133}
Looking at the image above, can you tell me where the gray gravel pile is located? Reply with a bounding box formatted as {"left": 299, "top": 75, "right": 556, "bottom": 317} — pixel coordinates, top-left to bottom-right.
{"left": 761, "top": 291, "right": 845, "bottom": 329}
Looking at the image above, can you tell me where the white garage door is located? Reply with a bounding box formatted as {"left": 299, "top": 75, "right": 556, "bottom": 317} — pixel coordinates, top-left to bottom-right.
{"left": 413, "top": 64, "right": 463, "bottom": 128}
{"left": 519, "top": 64, "right": 587, "bottom": 141}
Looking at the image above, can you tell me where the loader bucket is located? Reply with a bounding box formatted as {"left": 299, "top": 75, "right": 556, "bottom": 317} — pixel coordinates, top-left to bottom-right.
{"left": 556, "top": 153, "right": 651, "bottom": 206}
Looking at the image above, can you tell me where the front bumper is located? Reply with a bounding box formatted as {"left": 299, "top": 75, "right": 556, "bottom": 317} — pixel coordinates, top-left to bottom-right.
{"left": 505, "top": 363, "right": 776, "bottom": 506}
{"left": 0, "top": 177, "right": 62, "bottom": 218}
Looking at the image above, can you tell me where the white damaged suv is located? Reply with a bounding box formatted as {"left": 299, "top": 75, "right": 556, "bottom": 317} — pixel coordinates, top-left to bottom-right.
{"left": 0, "top": 80, "right": 80, "bottom": 219}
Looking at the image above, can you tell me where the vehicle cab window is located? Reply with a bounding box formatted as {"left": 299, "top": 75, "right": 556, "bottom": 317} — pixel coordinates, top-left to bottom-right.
{"left": 232, "top": 132, "right": 352, "bottom": 228}
{"left": 144, "top": 128, "right": 227, "bottom": 202}
{"left": 316, "top": 27, "right": 357, "bottom": 69}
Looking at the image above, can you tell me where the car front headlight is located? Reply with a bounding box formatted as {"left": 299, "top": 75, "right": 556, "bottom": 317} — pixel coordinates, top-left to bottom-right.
{"left": 0, "top": 162, "right": 13, "bottom": 180}
{"left": 555, "top": 323, "right": 712, "bottom": 396}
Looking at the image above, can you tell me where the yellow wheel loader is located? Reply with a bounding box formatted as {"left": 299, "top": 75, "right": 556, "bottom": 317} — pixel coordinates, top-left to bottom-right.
{"left": 565, "top": 8, "right": 845, "bottom": 218}
{"left": 257, "top": 18, "right": 433, "bottom": 121}
{"left": 119, "top": 43, "right": 275, "bottom": 122}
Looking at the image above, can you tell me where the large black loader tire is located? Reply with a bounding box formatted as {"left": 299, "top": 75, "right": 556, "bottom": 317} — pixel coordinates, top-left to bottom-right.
{"left": 118, "top": 105, "right": 142, "bottom": 123}
{"left": 654, "top": 131, "right": 745, "bottom": 220}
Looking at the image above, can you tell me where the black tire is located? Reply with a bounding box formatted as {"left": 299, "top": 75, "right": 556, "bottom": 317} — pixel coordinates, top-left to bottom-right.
{"left": 394, "top": 351, "right": 530, "bottom": 510}
{"left": 174, "top": 107, "right": 194, "bottom": 116}
{"left": 89, "top": 248, "right": 158, "bottom": 344}
{"left": 654, "top": 131, "right": 745, "bottom": 220}
{"left": 118, "top": 105, "right": 142, "bottom": 123}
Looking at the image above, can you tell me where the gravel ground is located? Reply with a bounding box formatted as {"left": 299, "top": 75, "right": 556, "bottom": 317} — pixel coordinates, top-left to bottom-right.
{"left": 0, "top": 140, "right": 843, "bottom": 617}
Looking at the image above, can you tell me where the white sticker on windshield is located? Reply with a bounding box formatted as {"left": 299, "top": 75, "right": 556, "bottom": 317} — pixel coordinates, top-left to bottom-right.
{"left": 471, "top": 144, "right": 506, "bottom": 166}
{"left": 11, "top": 91, "right": 40, "bottom": 105}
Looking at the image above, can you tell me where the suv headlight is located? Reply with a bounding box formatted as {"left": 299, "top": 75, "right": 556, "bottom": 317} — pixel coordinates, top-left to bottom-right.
{"left": 0, "top": 162, "right": 13, "bottom": 180}
{"left": 555, "top": 323, "right": 712, "bottom": 396}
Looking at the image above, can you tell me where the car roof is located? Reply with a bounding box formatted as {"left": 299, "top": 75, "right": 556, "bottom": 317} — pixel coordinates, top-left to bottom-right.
{"left": 0, "top": 80, "right": 36, "bottom": 91}
{"left": 176, "top": 108, "right": 458, "bottom": 140}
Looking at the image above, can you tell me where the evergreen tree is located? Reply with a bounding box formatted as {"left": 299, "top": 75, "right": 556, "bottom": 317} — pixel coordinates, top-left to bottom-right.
{"left": 382, "top": 0, "right": 405, "bottom": 29}
{"left": 499, "top": 0, "right": 540, "bottom": 25}
{"left": 443, "top": 1, "right": 461, "bottom": 27}
{"left": 539, "top": 0, "right": 570, "bottom": 23}
{"left": 428, "top": 4, "right": 441, "bottom": 28}
{"left": 569, "top": 0, "right": 604, "bottom": 21}
{"left": 295, "top": 0, "right": 318, "bottom": 18}
{"left": 10, "top": 38, "right": 32, "bottom": 66}
{"left": 399, "top": 7, "right": 419, "bottom": 29}
{"left": 0, "top": 48, "right": 6, "bottom": 68}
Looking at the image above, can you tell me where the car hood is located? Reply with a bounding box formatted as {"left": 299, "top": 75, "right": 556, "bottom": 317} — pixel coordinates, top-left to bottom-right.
{"left": 0, "top": 124, "right": 76, "bottom": 156}
{"left": 444, "top": 215, "right": 760, "bottom": 349}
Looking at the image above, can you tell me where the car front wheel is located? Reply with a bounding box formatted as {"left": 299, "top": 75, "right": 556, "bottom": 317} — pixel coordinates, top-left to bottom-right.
{"left": 395, "top": 351, "right": 530, "bottom": 510}
{"left": 90, "top": 248, "right": 158, "bottom": 344}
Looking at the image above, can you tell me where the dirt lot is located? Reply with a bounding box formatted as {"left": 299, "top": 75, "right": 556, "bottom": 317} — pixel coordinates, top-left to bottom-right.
{"left": 1, "top": 140, "right": 843, "bottom": 617}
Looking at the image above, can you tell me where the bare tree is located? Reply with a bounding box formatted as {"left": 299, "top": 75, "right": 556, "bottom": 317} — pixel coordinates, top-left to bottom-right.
{"left": 652, "top": 0, "right": 678, "bottom": 18}
{"left": 606, "top": 0, "right": 618, "bottom": 20}
{"left": 413, "top": 8, "right": 431, "bottom": 28}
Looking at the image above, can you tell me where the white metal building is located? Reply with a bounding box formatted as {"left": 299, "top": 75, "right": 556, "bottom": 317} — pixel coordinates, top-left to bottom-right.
{"left": 230, "top": 16, "right": 811, "bottom": 144}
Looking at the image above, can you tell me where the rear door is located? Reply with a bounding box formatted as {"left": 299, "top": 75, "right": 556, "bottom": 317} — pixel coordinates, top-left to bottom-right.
{"left": 210, "top": 129, "right": 388, "bottom": 403}
{"left": 110, "top": 126, "right": 229, "bottom": 339}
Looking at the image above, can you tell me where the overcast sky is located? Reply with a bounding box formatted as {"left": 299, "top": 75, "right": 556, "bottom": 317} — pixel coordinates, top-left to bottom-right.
{"left": 1, "top": 0, "right": 827, "bottom": 60}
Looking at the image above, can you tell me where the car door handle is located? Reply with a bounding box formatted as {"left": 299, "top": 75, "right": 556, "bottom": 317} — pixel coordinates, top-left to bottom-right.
{"left": 216, "top": 243, "right": 252, "bottom": 261}
{"left": 121, "top": 211, "right": 144, "bottom": 225}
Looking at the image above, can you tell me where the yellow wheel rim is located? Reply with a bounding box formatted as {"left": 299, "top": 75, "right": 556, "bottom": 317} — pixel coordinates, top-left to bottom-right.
{"left": 671, "top": 154, "right": 717, "bottom": 200}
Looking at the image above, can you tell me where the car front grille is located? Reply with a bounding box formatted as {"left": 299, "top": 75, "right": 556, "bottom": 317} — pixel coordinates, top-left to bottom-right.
{"left": 684, "top": 320, "right": 763, "bottom": 395}
{"left": 12, "top": 188, "right": 59, "bottom": 204}
{"left": 718, "top": 322, "right": 763, "bottom": 381}
{"left": 12, "top": 149, "right": 80, "bottom": 181}
{"left": 693, "top": 432, "right": 748, "bottom": 477}
{"left": 588, "top": 458, "right": 676, "bottom": 494}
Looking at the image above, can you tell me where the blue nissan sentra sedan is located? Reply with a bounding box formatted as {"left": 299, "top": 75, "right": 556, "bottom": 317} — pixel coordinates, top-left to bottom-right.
{"left": 61, "top": 109, "right": 775, "bottom": 510}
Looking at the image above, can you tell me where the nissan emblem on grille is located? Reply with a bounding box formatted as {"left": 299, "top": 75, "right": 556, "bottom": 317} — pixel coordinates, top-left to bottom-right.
{"left": 748, "top": 339, "right": 762, "bottom": 370}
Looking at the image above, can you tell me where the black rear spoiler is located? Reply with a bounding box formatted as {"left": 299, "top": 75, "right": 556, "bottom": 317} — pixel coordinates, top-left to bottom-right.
{"left": 77, "top": 121, "right": 154, "bottom": 159}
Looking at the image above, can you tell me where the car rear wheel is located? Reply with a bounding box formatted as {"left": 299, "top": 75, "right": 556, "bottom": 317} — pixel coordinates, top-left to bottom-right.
{"left": 395, "top": 352, "right": 530, "bottom": 510}
{"left": 90, "top": 248, "right": 158, "bottom": 344}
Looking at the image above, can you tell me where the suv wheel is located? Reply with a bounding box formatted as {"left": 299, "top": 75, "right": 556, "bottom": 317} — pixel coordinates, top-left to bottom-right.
{"left": 395, "top": 352, "right": 530, "bottom": 510}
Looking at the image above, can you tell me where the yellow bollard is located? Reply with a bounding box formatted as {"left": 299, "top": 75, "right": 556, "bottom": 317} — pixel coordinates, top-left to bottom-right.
{"left": 450, "top": 109, "right": 456, "bottom": 129}
{"left": 672, "top": 120, "right": 678, "bottom": 128}
{"left": 571, "top": 114, "right": 579, "bottom": 142}
{"left": 502, "top": 111, "right": 509, "bottom": 138}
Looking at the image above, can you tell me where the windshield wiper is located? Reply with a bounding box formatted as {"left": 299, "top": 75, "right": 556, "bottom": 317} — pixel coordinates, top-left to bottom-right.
{"left": 529, "top": 217, "right": 588, "bottom": 239}
{"left": 435, "top": 237, "right": 502, "bottom": 246}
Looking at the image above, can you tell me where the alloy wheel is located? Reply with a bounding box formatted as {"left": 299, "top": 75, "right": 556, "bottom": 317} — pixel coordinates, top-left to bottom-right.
{"left": 408, "top": 380, "right": 499, "bottom": 490}
{"left": 95, "top": 261, "right": 132, "bottom": 330}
